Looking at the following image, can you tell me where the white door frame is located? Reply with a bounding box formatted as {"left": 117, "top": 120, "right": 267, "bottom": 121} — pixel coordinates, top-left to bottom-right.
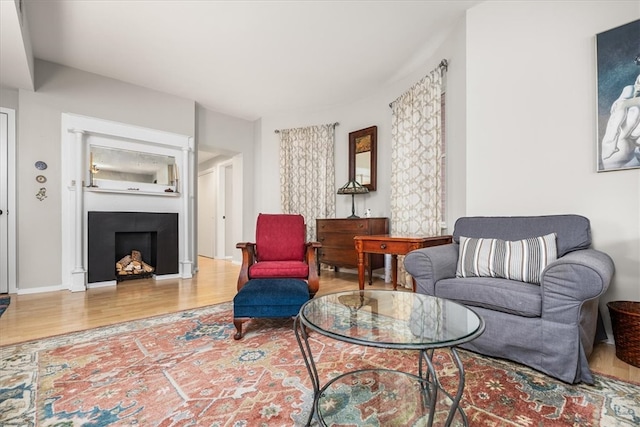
{"left": 224, "top": 163, "right": 234, "bottom": 258}
{"left": 216, "top": 159, "right": 233, "bottom": 259}
{"left": 0, "top": 108, "right": 17, "bottom": 294}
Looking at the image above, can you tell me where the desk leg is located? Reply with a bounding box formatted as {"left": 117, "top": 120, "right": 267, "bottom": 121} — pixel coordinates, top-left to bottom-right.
{"left": 392, "top": 254, "right": 398, "bottom": 291}
{"left": 357, "top": 250, "right": 365, "bottom": 290}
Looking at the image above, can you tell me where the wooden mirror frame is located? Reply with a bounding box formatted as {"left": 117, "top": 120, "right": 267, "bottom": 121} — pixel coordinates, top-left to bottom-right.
{"left": 348, "top": 126, "right": 377, "bottom": 191}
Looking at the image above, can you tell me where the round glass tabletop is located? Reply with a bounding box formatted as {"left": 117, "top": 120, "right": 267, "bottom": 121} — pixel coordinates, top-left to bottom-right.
{"left": 300, "top": 290, "right": 484, "bottom": 349}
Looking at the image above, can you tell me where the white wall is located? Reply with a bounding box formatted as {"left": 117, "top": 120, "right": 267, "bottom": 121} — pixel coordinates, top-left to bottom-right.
{"left": 466, "top": 1, "right": 640, "bottom": 330}
{"left": 0, "top": 87, "right": 19, "bottom": 110}
{"left": 16, "top": 60, "right": 195, "bottom": 291}
{"left": 255, "top": 16, "right": 468, "bottom": 238}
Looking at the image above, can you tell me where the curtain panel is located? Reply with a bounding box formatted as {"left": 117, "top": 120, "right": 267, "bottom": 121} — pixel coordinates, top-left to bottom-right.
{"left": 279, "top": 124, "right": 336, "bottom": 241}
{"left": 390, "top": 67, "right": 444, "bottom": 287}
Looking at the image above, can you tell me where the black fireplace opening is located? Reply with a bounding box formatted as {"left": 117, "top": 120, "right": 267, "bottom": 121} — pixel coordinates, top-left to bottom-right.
{"left": 88, "top": 212, "right": 179, "bottom": 283}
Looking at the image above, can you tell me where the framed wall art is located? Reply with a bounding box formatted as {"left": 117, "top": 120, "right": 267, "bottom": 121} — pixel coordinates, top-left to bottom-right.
{"left": 595, "top": 19, "right": 640, "bottom": 172}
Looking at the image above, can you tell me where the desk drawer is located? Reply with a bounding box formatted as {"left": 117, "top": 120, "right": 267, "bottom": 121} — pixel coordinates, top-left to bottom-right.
{"left": 317, "top": 219, "right": 371, "bottom": 233}
{"left": 317, "top": 233, "right": 355, "bottom": 247}
{"left": 360, "top": 239, "right": 417, "bottom": 254}
{"left": 358, "top": 236, "right": 453, "bottom": 255}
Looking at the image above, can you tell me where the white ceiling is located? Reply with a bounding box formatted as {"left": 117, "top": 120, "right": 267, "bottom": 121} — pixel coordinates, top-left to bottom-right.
{"left": 2, "top": 0, "right": 481, "bottom": 121}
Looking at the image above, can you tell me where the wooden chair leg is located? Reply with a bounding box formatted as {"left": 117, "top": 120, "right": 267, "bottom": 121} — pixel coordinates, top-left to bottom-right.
{"left": 233, "top": 318, "right": 247, "bottom": 340}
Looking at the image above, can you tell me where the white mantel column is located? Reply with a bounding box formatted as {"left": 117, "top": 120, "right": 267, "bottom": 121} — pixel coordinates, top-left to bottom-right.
{"left": 70, "top": 129, "right": 87, "bottom": 291}
{"left": 180, "top": 143, "right": 194, "bottom": 278}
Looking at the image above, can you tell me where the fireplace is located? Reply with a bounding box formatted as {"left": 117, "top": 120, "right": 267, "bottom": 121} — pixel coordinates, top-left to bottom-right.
{"left": 88, "top": 212, "right": 179, "bottom": 283}
{"left": 61, "top": 114, "right": 195, "bottom": 291}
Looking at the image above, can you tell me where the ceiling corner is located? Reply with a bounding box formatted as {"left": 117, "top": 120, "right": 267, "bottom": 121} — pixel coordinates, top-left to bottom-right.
{"left": 0, "top": 0, "right": 35, "bottom": 91}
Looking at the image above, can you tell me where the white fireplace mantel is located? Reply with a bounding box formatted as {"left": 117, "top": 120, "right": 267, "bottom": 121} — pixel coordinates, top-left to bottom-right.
{"left": 61, "top": 113, "right": 195, "bottom": 291}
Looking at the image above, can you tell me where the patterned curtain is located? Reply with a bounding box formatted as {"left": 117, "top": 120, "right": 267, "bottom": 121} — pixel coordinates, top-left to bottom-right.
{"left": 279, "top": 124, "right": 336, "bottom": 241}
{"left": 390, "top": 66, "right": 444, "bottom": 287}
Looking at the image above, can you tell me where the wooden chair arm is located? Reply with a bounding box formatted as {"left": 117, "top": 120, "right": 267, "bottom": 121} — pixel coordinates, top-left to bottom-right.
{"left": 236, "top": 242, "right": 256, "bottom": 290}
{"left": 305, "top": 241, "right": 321, "bottom": 296}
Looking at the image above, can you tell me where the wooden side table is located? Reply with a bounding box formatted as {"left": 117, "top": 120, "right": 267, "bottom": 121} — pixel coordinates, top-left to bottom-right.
{"left": 354, "top": 235, "right": 453, "bottom": 291}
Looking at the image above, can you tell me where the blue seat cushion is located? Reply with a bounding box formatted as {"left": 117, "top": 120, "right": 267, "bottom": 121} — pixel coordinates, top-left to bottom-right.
{"left": 233, "top": 278, "right": 310, "bottom": 319}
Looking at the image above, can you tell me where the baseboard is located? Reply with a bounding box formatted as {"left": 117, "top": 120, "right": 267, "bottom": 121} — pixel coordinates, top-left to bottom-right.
{"left": 17, "top": 284, "right": 64, "bottom": 295}
{"left": 87, "top": 280, "right": 116, "bottom": 289}
{"left": 155, "top": 273, "right": 180, "bottom": 281}
{"left": 19, "top": 274, "right": 182, "bottom": 294}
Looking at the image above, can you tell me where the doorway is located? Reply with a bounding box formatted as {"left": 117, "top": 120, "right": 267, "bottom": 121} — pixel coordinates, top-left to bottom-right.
{"left": 0, "top": 108, "right": 16, "bottom": 294}
{"left": 197, "top": 168, "right": 216, "bottom": 258}
{"left": 197, "top": 152, "right": 241, "bottom": 262}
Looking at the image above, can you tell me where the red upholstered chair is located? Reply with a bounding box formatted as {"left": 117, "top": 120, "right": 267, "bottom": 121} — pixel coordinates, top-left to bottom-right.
{"left": 236, "top": 214, "right": 321, "bottom": 296}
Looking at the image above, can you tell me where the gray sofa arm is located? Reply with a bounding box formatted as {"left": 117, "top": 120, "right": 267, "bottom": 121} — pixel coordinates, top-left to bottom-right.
{"left": 541, "top": 249, "right": 615, "bottom": 320}
{"left": 404, "top": 243, "right": 459, "bottom": 295}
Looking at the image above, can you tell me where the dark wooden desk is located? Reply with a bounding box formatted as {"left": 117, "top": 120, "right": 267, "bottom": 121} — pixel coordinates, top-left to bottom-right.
{"left": 354, "top": 234, "right": 453, "bottom": 291}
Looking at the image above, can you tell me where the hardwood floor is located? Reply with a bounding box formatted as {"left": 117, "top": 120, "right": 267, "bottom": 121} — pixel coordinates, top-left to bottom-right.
{"left": 1, "top": 256, "right": 638, "bottom": 383}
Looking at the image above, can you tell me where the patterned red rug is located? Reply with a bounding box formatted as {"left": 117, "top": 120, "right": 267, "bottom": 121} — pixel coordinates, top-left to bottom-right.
{"left": 1, "top": 302, "right": 638, "bottom": 426}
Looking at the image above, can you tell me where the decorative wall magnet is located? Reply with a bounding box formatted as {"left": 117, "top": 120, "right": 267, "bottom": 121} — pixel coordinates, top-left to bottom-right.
{"left": 36, "top": 187, "right": 47, "bottom": 201}
{"left": 35, "top": 161, "right": 48, "bottom": 170}
{"left": 36, "top": 175, "right": 47, "bottom": 183}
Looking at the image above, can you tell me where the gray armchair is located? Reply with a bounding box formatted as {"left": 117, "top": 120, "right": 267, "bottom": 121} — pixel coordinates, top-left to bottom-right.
{"left": 404, "top": 215, "right": 615, "bottom": 384}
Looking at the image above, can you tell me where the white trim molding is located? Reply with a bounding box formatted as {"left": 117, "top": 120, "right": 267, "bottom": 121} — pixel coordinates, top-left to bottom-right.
{"left": 0, "top": 107, "right": 17, "bottom": 294}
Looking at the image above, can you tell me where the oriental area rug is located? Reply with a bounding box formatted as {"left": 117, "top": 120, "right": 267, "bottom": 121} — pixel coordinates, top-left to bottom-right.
{"left": 1, "top": 302, "right": 639, "bottom": 426}
{"left": 0, "top": 297, "right": 10, "bottom": 318}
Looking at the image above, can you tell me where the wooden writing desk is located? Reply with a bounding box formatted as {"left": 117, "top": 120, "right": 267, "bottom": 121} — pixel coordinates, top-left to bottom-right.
{"left": 354, "top": 234, "right": 453, "bottom": 291}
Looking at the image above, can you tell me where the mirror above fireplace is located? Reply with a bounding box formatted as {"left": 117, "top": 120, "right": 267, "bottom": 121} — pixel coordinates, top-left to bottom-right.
{"left": 89, "top": 145, "right": 179, "bottom": 194}
{"left": 91, "top": 145, "right": 176, "bottom": 185}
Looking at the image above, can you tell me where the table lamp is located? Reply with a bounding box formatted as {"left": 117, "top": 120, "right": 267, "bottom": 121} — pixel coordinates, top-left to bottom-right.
{"left": 337, "top": 180, "right": 369, "bottom": 218}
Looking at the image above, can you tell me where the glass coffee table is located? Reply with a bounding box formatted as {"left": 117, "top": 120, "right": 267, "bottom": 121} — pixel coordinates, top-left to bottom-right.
{"left": 294, "top": 290, "right": 484, "bottom": 426}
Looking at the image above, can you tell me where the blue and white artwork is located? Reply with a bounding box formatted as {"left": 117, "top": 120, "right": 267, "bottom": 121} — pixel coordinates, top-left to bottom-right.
{"left": 596, "top": 19, "right": 640, "bottom": 172}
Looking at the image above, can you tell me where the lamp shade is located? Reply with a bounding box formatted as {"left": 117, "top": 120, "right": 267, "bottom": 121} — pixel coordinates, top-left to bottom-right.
{"left": 337, "top": 180, "right": 368, "bottom": 218}
{"left": 337, "top": 180, "right": 369, "bottom": 195}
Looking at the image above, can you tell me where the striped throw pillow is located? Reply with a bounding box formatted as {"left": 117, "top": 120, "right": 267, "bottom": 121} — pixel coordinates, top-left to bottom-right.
{"left": 456, "top": 233, "right": 557, "bottom": 285}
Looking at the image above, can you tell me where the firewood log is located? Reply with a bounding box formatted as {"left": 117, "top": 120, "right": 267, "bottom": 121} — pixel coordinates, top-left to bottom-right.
{"left": 117, "top": 255, "right": 132, "bottom": 266}
{"left": 115, "top": 250, "right": 156, "bottom": 278}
